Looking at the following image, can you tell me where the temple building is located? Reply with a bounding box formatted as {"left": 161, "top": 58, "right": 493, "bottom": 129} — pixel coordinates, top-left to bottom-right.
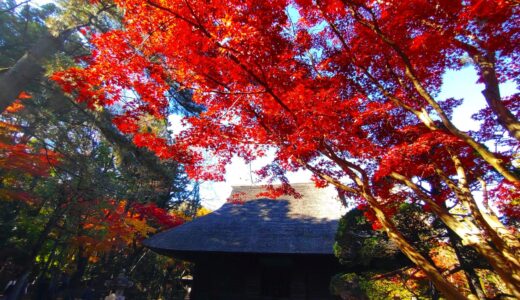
{"left": 144, "top": 183, "right": 345, "bottom": 300}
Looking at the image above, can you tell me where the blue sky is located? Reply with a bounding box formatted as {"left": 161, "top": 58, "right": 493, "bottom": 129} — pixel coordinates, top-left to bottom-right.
{"left": 441, "top": 67, "right": 517, "bottom": 131}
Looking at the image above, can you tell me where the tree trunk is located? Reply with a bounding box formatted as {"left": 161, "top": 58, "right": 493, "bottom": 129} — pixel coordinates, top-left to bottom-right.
{"left": 0, "top": 33, "right": 64, "bottom": 113}
{"left": 448, "top": 155, "right": 520, "bottom": 294}
{"left": 446, "top": 226, "right": 487, "bottom": 300}
{"left": 5, "top": 201, "right": 65, "bottom": 300}
{"left": 308, "top": 161, "right": 471, "bottom": 299}
{"left": 470, "top": 50, "right": 520, "bottom": 141}
{"left": 391, "top": 171, "right": 520, "bottom": 296}
{"left": 49, "top": 91, "right": 176, "bottom": 183}
{"left": 360, "top": 192, "right": 472, "bottom": 300}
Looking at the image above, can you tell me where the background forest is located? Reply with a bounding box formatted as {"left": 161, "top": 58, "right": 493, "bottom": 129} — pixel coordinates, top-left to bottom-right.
{"left": 0, "top": 1, "right": 207, "bottom": 298}
{"left": 0, "top": 0, "right": 519, "bottom": 299}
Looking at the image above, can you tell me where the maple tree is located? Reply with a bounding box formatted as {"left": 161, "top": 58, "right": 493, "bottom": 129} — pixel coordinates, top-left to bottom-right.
{"left": 72, "top": 200, "right": 184, "bottom": 264}
{"left": 52, "top": 0, "right": 519, "bottom": 298}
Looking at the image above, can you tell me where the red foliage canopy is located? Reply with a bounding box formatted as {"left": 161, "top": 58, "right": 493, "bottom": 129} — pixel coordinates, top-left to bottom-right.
{"left": 54, "top": 0, "right": 518, "bottom": 209}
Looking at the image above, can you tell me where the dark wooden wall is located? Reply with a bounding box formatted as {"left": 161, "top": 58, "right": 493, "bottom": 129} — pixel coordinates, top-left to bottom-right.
{"left": 189, "top": 253, "right": 341, "bottom": 300}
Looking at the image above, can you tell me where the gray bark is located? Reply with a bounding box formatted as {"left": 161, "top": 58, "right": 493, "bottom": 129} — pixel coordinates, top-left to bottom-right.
{"left": 50, "top": 91, "right": 175, "bottom": 183}
{"left": 0, "top": 32, "right": 64, "bottom": 113}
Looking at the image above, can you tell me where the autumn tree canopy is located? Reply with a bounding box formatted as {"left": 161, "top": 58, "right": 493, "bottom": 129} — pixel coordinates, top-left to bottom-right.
{"left": 53, "top": 0, "right": 519, "bottom": 299}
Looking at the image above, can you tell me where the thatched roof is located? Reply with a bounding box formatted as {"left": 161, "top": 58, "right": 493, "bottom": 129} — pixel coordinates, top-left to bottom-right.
{"left": 144, "top": 183, "right": 345, "bottom": 256}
